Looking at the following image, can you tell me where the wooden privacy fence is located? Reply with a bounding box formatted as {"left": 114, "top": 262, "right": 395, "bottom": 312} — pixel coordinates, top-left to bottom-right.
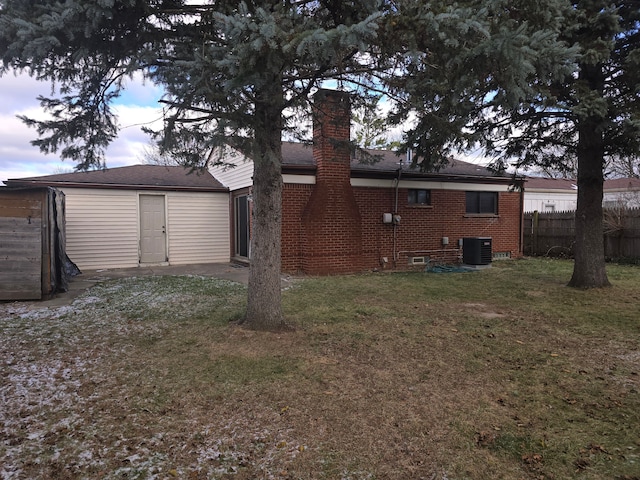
{"left": 0, "top": 186, "right": 69, "bottom": 300}
{"left": 524, "top": 207, "right": 640, "bottom": 259}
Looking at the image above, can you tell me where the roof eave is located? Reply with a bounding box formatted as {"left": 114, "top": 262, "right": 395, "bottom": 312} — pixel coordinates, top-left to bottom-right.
{"left": 281, "top": 165, "right": 521, "bottom": 185}
{"left": 524, "top": 187, "right": 578, "bottom": 193}
{"left": 4, "top": 180, "right": 229, "bottom": 193}
{"left": 350, "top": 169, "right": 521, "bottom": 185}
{"left": 281, "top": 164, "right": 316, "bottom": 175}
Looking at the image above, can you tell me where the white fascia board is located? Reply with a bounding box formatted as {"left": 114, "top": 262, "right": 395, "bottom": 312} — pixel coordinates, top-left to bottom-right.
{"left": 282, "top": 174, "right": 316, "bottom": 185}
{"left": 282, "top": 174, "right": 511, "bottom": 191}
{"left": 525, "top": 188, "right": 577, "bottom": 194}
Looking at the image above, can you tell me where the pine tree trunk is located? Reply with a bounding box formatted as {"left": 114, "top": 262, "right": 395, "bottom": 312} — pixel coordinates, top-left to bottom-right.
{"left": 568, "top": 64, "right": 611, "bottom": 288}
{"left": 242, "top": 86, "right": 287, "bottom": 330}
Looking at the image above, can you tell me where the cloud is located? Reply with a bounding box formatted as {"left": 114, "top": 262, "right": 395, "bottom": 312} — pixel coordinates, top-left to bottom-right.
{"left": 1, "top": 71, "right": 495, "bottom": 183}
{"left": 114, "top": 72, "right": 165, "bottom": 107}
{"left": 0, "top": 73, "right": 54, "bottom": 112}
{"left": 0, "top": 71, "right": 164, "bottom": 183}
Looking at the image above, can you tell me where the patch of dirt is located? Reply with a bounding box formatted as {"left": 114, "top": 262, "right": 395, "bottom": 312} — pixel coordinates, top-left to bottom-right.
{"left": 461, "top": 302, "right": 508, "bottom": 319}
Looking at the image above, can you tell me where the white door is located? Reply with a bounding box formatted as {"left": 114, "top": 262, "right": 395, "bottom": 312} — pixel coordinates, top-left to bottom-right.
{"left": 139, "top": 195, "right": 167, "bottom": 263}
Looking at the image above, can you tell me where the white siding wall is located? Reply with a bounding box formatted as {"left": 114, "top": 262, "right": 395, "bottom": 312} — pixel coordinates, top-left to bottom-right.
{"left": 209, "top": 157, "right": 254, "bottom": 191}
{"left": 525, "top": 190, "right": 640, "bottom": 212}
{"left": 166, "top": 191, "right": 230, "bottom": 264}
{"left": 62, "top": 188, "right": 140, "bottom": 270}
{"left": 603, "top": 190, "right": 640, "bottom": 209}
{"left": 62, "top": 188, "right": 230, "bottom": 270}
{"left": 524, "top": 191, "right": 577, "bottom": 213}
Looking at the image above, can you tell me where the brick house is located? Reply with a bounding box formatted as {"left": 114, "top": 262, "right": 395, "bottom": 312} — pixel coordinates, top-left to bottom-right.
{"left": 210, "top": 89, "right": 524, "bottom": 275}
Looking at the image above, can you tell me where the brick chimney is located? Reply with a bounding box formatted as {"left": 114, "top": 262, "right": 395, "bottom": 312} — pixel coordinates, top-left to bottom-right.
{"left": 301, "top": 89, "right": 363, "bottom": 274}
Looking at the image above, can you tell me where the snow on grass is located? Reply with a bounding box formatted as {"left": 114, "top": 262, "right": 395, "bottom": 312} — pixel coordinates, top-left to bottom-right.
{"left": 0, "top": 276, "right": 266, "bottom": 479}
{"left": 1, "top": 274, "right": 311, "bottom": 479}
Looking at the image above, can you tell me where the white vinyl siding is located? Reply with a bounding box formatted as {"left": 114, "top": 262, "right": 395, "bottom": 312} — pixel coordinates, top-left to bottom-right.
{"left": 61, "top": 188, "right": 230, "bottom": 270}
{"left": 523, "top": 191, "right": 577, "bottom": 213}
{"left": 63, "top": 188, "right": 139, "bottom": 270}
{"left": 166, "top": 192, "right": 230, "bottom": 264}
{"left": 603, "top": 190, "right": 640, "bottom": 209}
{"left": 209, "top": 158, "right": 254, "bottom": 191}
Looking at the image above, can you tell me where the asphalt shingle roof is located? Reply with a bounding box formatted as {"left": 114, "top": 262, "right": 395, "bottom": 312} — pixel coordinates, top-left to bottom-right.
{"left": 6, "top": 142, "right": 514, "bottom": 191}
{"left": 524, "top": 176, "right": 640, "bottom": 192}
{"left": 604, "top": 177, "right": 640, "bottom": 191}
{"left": 524, "top": 177, "right": 578, "bottom": 191}
{"left": 5, "top": 164, "right": 227, "bottom": 191}
{"left": 281, "top": 141, "right": 504, "bottom": 178}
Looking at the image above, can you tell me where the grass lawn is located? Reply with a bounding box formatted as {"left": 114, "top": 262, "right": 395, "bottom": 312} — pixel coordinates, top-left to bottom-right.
{"left": 1, "top": 258, "right": 639, "bottom": 479}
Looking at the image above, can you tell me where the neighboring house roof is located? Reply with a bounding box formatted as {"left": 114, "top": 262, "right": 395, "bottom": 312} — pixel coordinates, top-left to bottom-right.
{"left": 4, "top": 164, "right": 228, "bottom": 192}
{"left": 604, "top": 177, "right": 640, "bottom": 192}
{"left": 524, "top": 177, "right": 578, "bottom": 191}
{"left": 524, "top": 176, "right": 640, "bottom": 193}
{"left": 280, "top": 142, "right": 516, "bottom": 183}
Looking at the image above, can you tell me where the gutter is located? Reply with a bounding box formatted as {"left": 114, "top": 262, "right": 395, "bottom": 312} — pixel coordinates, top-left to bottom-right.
{"left": 4, "top": 180, "right": 229, "bottom": 193}
{"left": 350, "top": 169, "right": 517, "bottom": 185}
{"left": 281, "top": 165, "right": 519, "bottom": 186}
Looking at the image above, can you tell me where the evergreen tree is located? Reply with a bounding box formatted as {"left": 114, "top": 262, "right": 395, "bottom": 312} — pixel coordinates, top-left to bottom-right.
{"left": 390, "top": 0, "right": 640, "bottom": 288}
{"left": 0, "top": 0, "right": 391, "bottom": 330}
{"left": 2, "top": 0, "right": 609, "bottom": 330}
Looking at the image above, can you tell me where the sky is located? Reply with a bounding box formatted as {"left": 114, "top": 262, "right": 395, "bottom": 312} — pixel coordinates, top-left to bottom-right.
{"left": 0, "top": 71, "right": 165, "bottom": 183}
{"left": 0, "top": 71, "right": 494, "bottom": 185}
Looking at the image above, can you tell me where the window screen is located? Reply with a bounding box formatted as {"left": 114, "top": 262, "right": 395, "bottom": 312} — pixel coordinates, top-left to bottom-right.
{"left": 408, "top": 189, "right": 431, "bottom": 205}
{"left": 466, "top": 191, "right": 497, "bottom": 214}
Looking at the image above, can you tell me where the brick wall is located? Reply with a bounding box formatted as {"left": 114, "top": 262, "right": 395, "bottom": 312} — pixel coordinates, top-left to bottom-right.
{"left": 299, "top": 89, "right": 363, "bottom": 275}
{"left": 281, "top": 183, "right": 312, "bottom": 272}
{"left": 282, "top": 183, "right": 523, "bottom": 274}
{"left": 279, "top": 88, "right": 522, "bottom": 274}
{"left": 355, "top": 187, "right": 522, "bottom": 269}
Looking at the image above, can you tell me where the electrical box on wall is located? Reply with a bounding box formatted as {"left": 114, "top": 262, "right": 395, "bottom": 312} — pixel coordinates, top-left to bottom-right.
{"left": 382, "top": 213, "right": 393, "bottom": 224}
{"left": 442, "top": 236, "right": 449, "bottom": 246}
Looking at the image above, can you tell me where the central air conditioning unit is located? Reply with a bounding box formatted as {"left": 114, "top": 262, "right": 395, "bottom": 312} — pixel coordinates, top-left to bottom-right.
{"left": 463, "top": 237, "right": 492, "bottom": 265}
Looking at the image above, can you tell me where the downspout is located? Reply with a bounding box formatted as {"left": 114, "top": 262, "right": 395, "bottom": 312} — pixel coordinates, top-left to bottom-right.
{"left": 393, "top": 168, "right": 401, "bottom": 266}
{"left": 393, "top": 150, "right": 410, "bottom": 266}
{"left": 519, "top": 180, "right": 524, "bottom": 257}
